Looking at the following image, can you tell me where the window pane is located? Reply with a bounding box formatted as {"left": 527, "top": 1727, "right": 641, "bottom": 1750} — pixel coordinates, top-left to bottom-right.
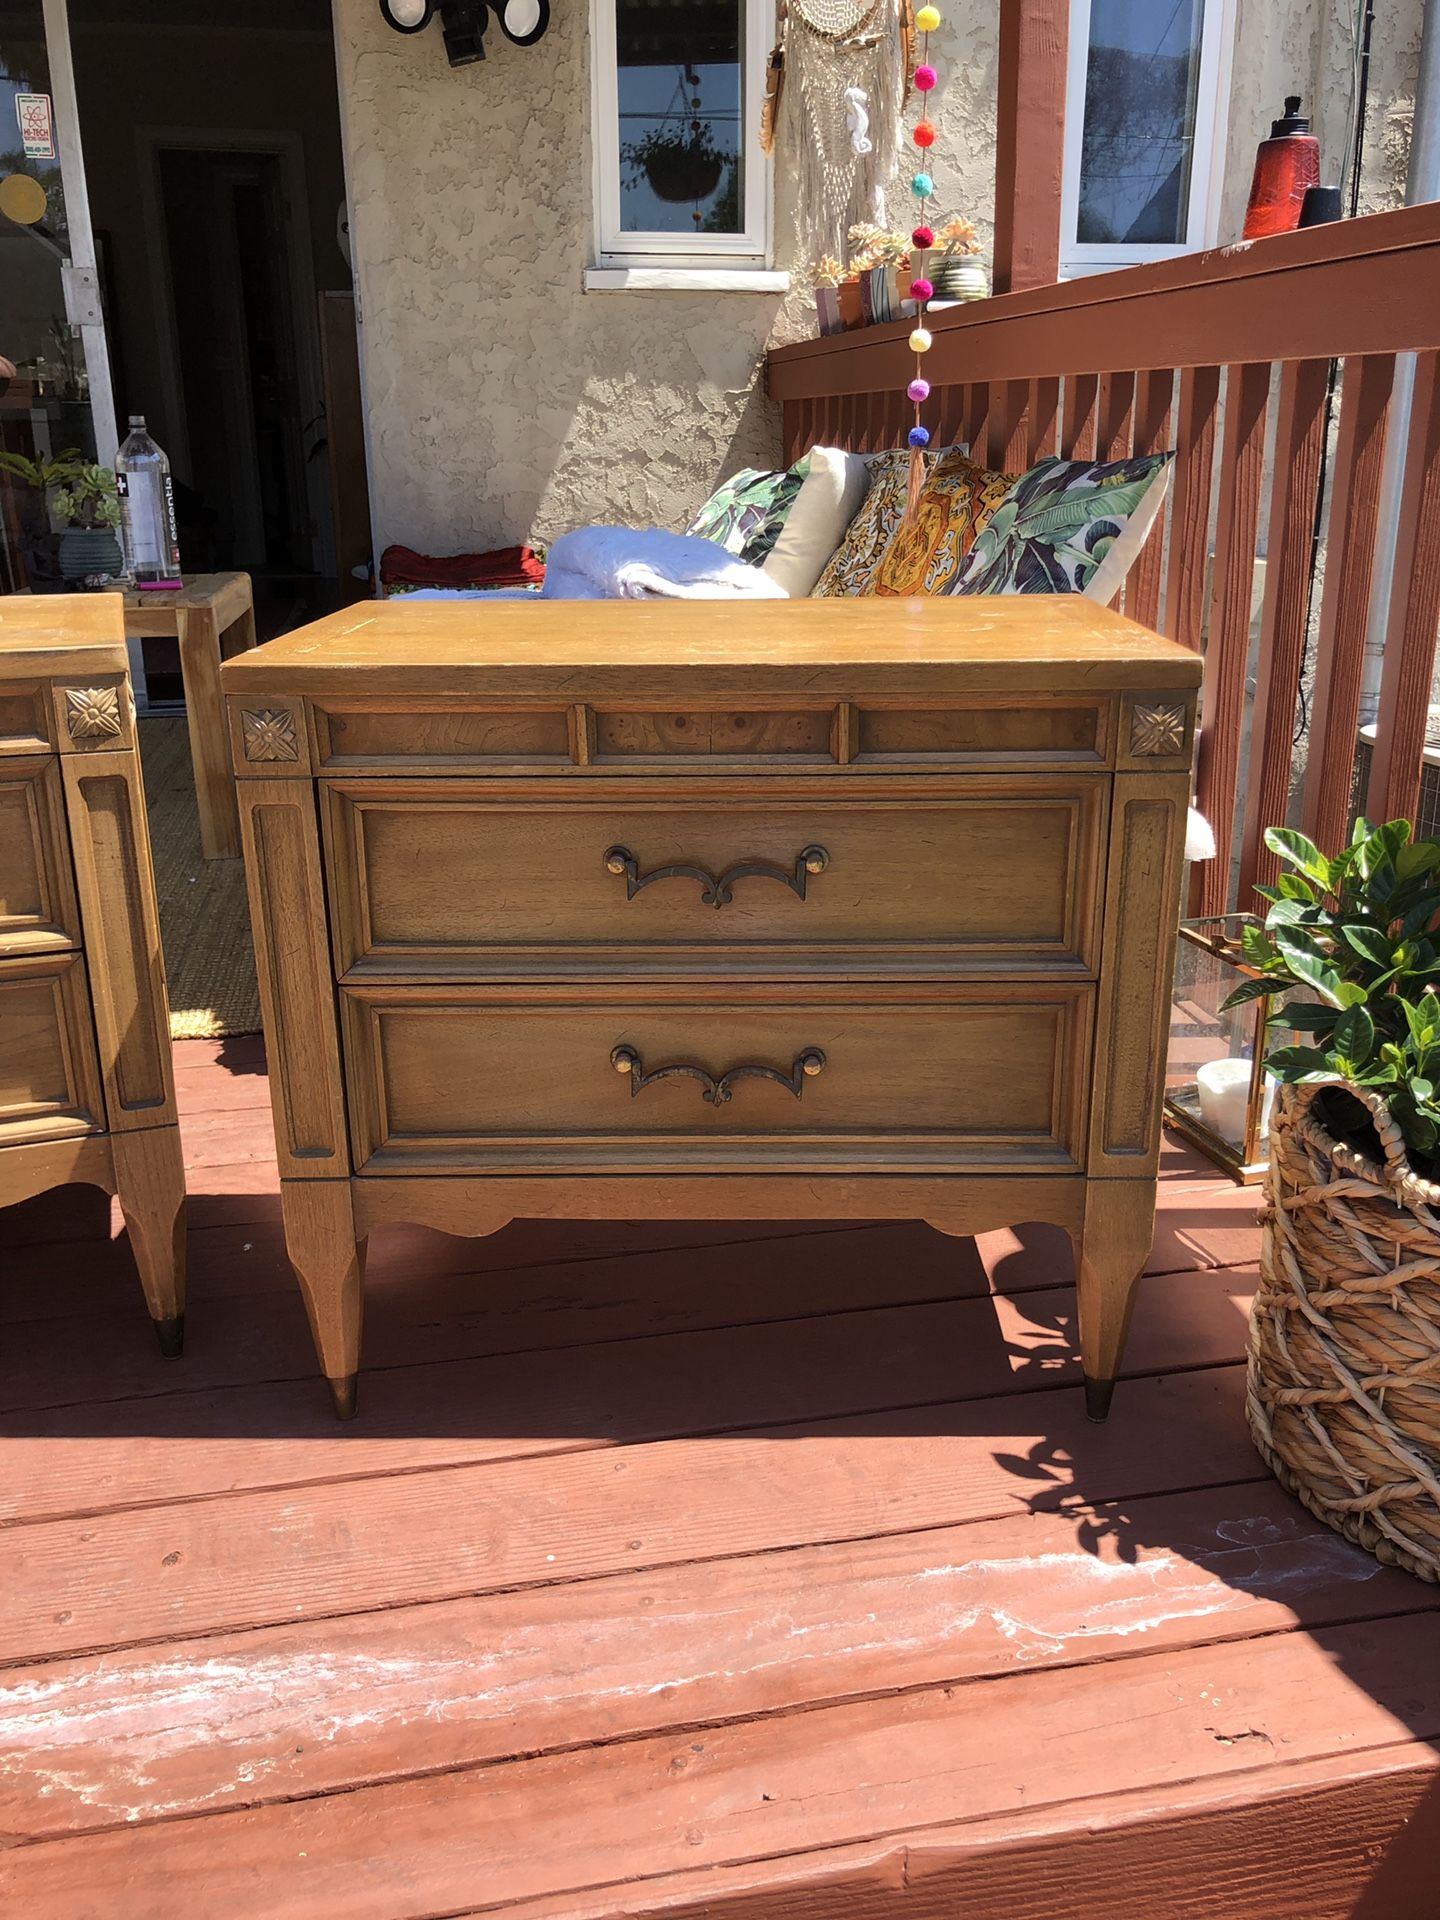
{"left": 1077, "top": 0, "right": 1205, "bottom": 246}
{"left": 615, "top": 0, "right": 744, "bottom": 236}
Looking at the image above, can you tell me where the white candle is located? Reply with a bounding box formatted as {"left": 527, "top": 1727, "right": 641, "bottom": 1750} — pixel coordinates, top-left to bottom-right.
{"left": 1196, "top": 1057, "right": 1256, "bottom": 1146}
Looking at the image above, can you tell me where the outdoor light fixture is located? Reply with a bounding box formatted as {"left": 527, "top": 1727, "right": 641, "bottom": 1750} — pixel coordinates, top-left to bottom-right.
{"left": 378, "top": 0, "right": 549, "bottom": 64}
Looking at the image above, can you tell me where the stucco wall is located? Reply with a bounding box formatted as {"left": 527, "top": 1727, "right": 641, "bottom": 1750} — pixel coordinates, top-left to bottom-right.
{"left": 335, "top": 0, "right": 1421, "bottom": 557}
{"left": 333, "top": 0, "right": 786, "bottom": 552}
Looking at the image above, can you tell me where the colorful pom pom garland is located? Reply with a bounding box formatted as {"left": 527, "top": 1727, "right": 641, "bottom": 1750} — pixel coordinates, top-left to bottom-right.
{"left": 904, "top": 10, "right": 943, "bottom": 525}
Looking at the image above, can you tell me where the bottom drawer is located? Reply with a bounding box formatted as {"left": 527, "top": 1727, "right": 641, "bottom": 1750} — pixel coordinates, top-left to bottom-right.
{"left": 341, "top": 985, "right": 1093, "bottom": 1175}
{"left": 0, "top": 954, "right": 105, "bottom": 1148}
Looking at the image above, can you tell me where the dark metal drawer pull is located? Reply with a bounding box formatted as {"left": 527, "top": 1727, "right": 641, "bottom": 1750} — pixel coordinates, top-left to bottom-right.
{"left": 610, "top": 1045, "right": 825, "bottom": 1108}
{"left": 603, "top": 844, "right": 828, "bottom": 909}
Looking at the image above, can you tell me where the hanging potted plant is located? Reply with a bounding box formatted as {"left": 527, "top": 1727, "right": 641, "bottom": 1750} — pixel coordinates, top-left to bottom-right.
{"left": 622, "top": 121, "right": 725, "bottom": 206}
{"left": 1223, "top": 818, "right": 1440, "bottom": 1581}
{"left": 50, "top": 460, "right": 126, "bottom": 586}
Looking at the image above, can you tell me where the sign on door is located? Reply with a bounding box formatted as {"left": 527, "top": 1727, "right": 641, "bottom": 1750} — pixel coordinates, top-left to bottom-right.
{"left": 16, "top": 93, "right": 55, "bottom": 161}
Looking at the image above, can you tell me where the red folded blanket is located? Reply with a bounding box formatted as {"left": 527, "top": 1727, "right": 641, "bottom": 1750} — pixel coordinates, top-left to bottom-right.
{"left": 380, "top": 543, "right": 546, "bottom": 590}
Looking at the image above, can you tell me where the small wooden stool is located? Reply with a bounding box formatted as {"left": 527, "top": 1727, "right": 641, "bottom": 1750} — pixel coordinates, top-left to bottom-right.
{"left": 123, "top": 573, "right": 258, "bottom": 859}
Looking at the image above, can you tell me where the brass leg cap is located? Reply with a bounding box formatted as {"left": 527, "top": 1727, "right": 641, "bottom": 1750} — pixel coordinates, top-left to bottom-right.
{"left": 328, "top": 1374, "right": 359, "bottom": 1422}
{"left": 154, "top": 1314, "right": 185, "bottom": 1360}
{"left": 1085, "top": 1374, "right": 1117, "bottom": 1423}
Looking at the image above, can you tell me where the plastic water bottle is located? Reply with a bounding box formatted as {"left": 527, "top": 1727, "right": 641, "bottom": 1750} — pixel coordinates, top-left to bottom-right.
{"left": 115, "top": 416, "right": 182, "bottom": 586}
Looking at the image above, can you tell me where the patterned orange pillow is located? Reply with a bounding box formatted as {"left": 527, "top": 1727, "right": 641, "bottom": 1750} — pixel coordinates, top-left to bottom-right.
{"left": 868, "top": 449, "right": 1018, "bottom": 596}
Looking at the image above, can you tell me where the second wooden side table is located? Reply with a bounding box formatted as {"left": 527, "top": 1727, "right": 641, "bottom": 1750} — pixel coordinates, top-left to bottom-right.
{"left": 123, "top": 572, "right": 258, "bottom": 859}
{"left": 0, "top": 594, "right": 187, "bottom": 1354}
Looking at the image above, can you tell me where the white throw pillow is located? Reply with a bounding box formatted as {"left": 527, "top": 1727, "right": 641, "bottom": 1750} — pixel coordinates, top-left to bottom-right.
{"left": 761, "top": 445, "right": 870, "bottom": 598}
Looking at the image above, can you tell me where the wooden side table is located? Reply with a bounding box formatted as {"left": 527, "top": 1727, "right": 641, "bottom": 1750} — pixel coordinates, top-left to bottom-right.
{"left": 223, "top": 597, "right": 1200, "bottom": 1421}
{"left": 123, "top": 573, "right": 258, "bottom": 859}
{"left": 0, "top": 595, "right": 187, "bottom": 1355}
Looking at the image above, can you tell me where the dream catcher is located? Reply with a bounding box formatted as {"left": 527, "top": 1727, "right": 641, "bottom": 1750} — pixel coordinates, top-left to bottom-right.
{"left": 761, "top": 0, "right": 916, "bottom": 261}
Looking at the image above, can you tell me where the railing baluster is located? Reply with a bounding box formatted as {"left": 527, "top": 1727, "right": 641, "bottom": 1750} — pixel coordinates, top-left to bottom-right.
{"left": 1029, "top": 376, "right": 1060, "bottom": 462}
{"left": 786, "top": 399, "right": 812, "bottom": 464}
{"left": 990, "top": 379, "right": 1030, "bottom": 470}
{"left": 1369, "top": 349, "right": 1440, "bottom": 824}
{"left": 1192, "top": 362, "right": 1271, "bottom": 916}
{"left": 965, "top": 382, "right": 992, "bottom": 457}
{"left": 1061, "top": 373, "right": 1099, "bottom": 459}
{"left": 1301, "top": 352, "right": 1396, "bottom": 853}
{"left": 1162, "top": 365, "right": 1221, "bottom": 651}
{"left": 1097, "top": 371, "right": 1137, "bottom": 461}
{"left": 936, "top": 384, "right": 966, "bottom": 448}
{"left": 1238, "top": 358, "right": 1332, "bottom": 903}
{"left": 1127, "top": 368, "right": 1175, "bottom": 631}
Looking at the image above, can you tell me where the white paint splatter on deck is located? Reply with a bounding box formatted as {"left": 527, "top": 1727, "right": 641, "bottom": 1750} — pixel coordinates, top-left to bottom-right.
{"left": 0, "top": 1517, "right": 1381, "bottom": 1828}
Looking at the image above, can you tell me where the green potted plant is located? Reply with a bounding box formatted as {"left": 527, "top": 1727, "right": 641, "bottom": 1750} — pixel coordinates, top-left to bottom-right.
{"left": 1223, "top": 818, "right": 1440, "bottom": 1581}
{"left": 51, "top": 460, "right": 125, "bottom": 585}
{"left": 0, "top": 446, "right": 77, "bottom": 589}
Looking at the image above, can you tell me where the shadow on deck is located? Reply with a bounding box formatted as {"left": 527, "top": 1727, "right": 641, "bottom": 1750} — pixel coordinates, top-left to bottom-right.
{"left": 0, "top": 1036, "right": 1436, "bottom": 1918}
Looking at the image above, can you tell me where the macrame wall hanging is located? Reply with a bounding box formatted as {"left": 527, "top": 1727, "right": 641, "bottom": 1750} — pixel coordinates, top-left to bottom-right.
{"left": 761, "top": 0, "right": 915, "bottom": 262}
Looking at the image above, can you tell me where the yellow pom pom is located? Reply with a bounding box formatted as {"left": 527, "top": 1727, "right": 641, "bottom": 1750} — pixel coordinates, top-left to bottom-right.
{"left": 916, "top": 5, "right": 942, "bottom": 31}
{"left": 909, "top": 327, "right": 933, "bottom": 354}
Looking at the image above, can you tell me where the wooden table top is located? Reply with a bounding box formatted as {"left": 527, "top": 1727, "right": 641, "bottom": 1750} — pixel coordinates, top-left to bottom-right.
{"left": 222, "top": 597, "right": 1203, "bottom": 700}
{"left": 120, "top": 572, "right": 249, "bottom": 610}
{"left": 0, "top": 592, "right": 126, "bottom": 675}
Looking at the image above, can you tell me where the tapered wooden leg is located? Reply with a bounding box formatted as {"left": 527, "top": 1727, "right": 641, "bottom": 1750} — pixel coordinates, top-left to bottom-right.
{"left": 111, "top": 1125, "right": 187, "bottom": 1358}
{"left": 1069, "top": 1179, "right": 1156, "bottom": 1422}
{"left": 177, "top": 603, "right": 241, "bottom": 860}
{"left": 281, "top": 1178, "right": 367, "bottom": 1420}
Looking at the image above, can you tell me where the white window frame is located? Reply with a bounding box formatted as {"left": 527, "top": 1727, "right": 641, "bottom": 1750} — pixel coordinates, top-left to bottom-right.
{"left": 589, "top": 0, "right": 773, "bottom": 271}
{"left": 1060, "top": 0, "right": 1236, "bottom": 277}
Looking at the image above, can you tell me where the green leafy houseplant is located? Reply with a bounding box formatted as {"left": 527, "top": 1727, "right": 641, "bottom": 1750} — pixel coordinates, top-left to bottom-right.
{"left": 0, "top": 447, "right": 82, "bottom": 494}
{"left": 49, "top": 461, "right": 122, "bottom": 531}
{"left": 1223, "top": 818, "right": 1440, "bottom": 1178}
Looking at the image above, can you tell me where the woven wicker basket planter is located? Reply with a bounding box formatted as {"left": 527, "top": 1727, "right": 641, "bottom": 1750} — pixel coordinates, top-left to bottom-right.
{"left": 1252, "top": 1081, "right": 1440, "bottom": 1582}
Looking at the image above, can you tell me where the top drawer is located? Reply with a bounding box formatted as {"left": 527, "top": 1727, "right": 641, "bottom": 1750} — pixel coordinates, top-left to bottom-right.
{"left": 0, "top": 757, "right": 82, "bottom": 958}
{"left": 297, "top": 695, "right": 1114, "bottom": 775}
{"left": 321, "top": 777, "right": 1107, "bottom": 981}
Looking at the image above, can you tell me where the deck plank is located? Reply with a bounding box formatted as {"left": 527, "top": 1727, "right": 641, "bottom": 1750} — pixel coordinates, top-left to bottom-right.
{"left": 0, "top": 1267, "right": 1253, "bottom": 1522}
{"left": 482, "top": 1751, "right": 1440, "bottom": 1920}
{"left": 4, "top": 1616, "right": 1437, "bottom": 1920}
{"left": 6, "top": 1037, "right": 1419, "bottom": 1920}
{"left": 0, "top": 1368, "right": 1260, "bottom": 1667}
{"left": 0, "top": 1480, "right": 1424, "bottom": 1843}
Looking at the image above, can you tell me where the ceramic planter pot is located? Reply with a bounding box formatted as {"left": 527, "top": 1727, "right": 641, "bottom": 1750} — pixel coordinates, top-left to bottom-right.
{"left": 815, "top": 287, "right": 843, "bottom": 336}
{"left": 58, "top": 526, "right": 124, "bottom": 586}
{"left": 837, "top": 280, "right": 864, "bottom": 330}
{"left": 934, "top": 256, "right": 991, "bottom": 302}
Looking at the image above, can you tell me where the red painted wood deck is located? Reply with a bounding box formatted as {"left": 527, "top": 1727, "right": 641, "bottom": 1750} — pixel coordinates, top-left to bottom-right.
{"left": 1, "top": 1038, "right": 1437, "bottom": 1918}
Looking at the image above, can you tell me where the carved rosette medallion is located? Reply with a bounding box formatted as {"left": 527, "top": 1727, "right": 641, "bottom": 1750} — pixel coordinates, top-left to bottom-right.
{"left": 1131, "top": 702, "right": 1188, "bottom": 757}
{"left": 242, "top": 708, "right": 300, "bottom": 763}
{"left": 64, "top": 685, "right": 124, "bottom": 743}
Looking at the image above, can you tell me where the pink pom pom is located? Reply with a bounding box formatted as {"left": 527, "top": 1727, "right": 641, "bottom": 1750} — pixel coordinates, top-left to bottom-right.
{"left": 915, "top": 64, "right": 937, "bottom": 90}
{"left": 912, "top": 224, "right": 935, "bottom": 249}
{"left": 908, "top": 378, "right": 931, "bottom": 404}
{"left": 910, "top": 277, "right": 934, "bottom": 302}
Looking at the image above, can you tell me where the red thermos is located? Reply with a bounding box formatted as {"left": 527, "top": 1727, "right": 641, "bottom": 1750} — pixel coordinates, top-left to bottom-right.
{"left": 1243, "top": 96, "right": 1321, "bottom": 239}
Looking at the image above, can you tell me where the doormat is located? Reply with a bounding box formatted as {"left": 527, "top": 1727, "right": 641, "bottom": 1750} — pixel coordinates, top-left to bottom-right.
{"left": 138, "top": 717, "right": 262, "bottom": 1039}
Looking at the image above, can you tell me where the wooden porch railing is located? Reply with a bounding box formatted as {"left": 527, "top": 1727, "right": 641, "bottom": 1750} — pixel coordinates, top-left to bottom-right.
{"left": 767, "top": 205, "right": 1440, "bottom": 914}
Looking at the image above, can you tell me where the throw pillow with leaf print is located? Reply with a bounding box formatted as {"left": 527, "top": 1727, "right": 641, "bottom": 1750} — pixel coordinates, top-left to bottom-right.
{"left": 950, "top": 452, "right": 1173, "bottom": 602}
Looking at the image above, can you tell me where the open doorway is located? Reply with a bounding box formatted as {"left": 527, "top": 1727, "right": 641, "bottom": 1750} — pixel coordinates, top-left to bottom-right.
{"left": 67, "top": 0, "right": 371, "bottom": 640}
{"left": 147, "top": 136, "right": 323, "bottom": 579}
